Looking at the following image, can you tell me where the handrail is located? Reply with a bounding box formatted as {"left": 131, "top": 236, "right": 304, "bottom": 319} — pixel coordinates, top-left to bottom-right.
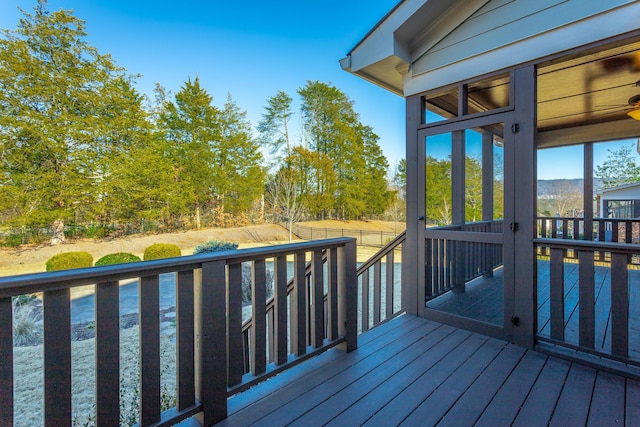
{"left": 357, "top": 230, "right": 406, "bottom": 274}
{"left": 534, "top": 237, "right": 640, "bottom": 254}
{"left": 0, "top": 238, "right": 350, "bottom": 298}
{"left": 0, "top": 237, "right": 358, "bottom": 426}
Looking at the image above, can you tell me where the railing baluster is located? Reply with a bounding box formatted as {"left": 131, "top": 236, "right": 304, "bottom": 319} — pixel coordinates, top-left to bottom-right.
{"left": 43, "top": 288, "right": 71, "bottom": 426}
{"left": 611, "top": 252, "right": 629, "bottom": 358}
{"left": 578, "top": 251, "right": 595, "bottom": 349}
{"left": 267, "top": 308, "right": 274, "bottom": 364}
{"left": 252, "top": 260, "right": 267, "bottom": 375}
{"left": 293, "top": 252, "right": 307, "bottom": 356}
{"left": 327, "top": 249, "right": 339, "bottom": 341}
{"left": 95, "top": 281, "right": 120, "bottom": 425}
{"left": 626, "top": 220, "right": 633, "bottom": 243}
{"left": 274, "top": 256, "right": 288, "bottom": 364}
{"left": 195, "top": 260, "right": 227, "bottom": 425}
{"left": 612, "top": 220, "right": 619, "bottom": 243}
{"left": 550, "top": 248, "right": 565, "bottom": 341}
{"left": 373, "top": 261, "right": 381, "bottom": 326}
{"left": 385, "top": 251, "right": 394, "bottom": 319}
{"left": 140, "top": 275, "right": 160, "bottom": 425}
{"left": 562, "top": 219, "right": 569, "bottom": 239}
{"left": 176, "top": 270, "right": 195, "bottom": 410}
{"left": 312, "top": 250, "right": 324, "bottom": 348}
{"left": 425, "top": 238, "right": 433, "bottom": 299}
{"left": 227, "top": 263, "right": 243, "bottom": 385}
{"left": 361, "top": 268, "right": 369, "bottom": 332}
{"left": 0, "top": 297, "right": 13, "bottom": 426}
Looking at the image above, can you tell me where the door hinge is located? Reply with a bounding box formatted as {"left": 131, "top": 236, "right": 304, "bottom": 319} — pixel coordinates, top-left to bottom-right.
{"left": 511, "top": 123, "right": 520, "bottom": 133}
{"left": 510, "top": 222, "right": 519, "bottom": 232}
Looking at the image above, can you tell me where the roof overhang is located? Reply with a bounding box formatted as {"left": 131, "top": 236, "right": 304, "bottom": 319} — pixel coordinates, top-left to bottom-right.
{"left": 340, "top": 0, "right": 491, "bottom": 96}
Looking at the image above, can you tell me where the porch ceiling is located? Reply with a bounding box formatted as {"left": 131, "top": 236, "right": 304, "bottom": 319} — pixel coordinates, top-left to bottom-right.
{"left": 536, "top": 40, "right": 640, "bottom": 146}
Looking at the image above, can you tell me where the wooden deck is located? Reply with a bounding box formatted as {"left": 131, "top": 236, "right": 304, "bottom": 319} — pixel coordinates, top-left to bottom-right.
{"left": 425, "top": 261, "right": 640, "bottom": 361}
{"left": 213, "top": 314, "right": 640, "bottom": 426}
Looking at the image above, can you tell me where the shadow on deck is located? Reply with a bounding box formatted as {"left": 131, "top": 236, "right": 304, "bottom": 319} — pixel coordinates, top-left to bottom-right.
{"left": 212, "top": 314, "right": 639, "bottom": 426}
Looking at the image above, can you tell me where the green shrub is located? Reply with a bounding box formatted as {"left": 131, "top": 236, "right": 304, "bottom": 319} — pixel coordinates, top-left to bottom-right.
{"left": 143, "top": 243, "right": 181, "bottom": 261}
{"left": 193, "top": 239, "right": 238, "bottom": 254}
{"left": 95, "top": 252, "right": 141, "bottom": 266}
{"left": 45, "top": 252, "right": 93, "bottom": 272}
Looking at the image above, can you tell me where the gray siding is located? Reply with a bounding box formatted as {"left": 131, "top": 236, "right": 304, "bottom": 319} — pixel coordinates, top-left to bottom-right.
{"left": 412, "top": 0, "right": 634, "bottom": 76}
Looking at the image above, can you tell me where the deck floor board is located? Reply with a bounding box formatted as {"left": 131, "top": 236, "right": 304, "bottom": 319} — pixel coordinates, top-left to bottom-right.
{"left": 214, "top": 315, "right": 636, "bottom": 427}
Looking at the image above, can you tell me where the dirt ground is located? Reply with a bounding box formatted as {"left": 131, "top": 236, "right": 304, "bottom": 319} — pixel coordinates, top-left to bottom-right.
{"left": 0, "top": 220, "right": 405, "bottom": 277}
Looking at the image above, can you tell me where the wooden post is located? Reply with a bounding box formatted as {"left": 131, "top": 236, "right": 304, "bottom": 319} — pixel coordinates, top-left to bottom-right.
{"left": 405, "top": 95, "right": 426, "bottom": 317}
{"left": 584, "top": 142, "right": 594, "bottom": 241}
{"left": 511, "top": 65, "right": 537, "bottom": 349}
{"left": 195, "top": 261, "right": 228, "bottom": 425}
{"left": 338, "top": 239, "right": 358, "bottom": 352}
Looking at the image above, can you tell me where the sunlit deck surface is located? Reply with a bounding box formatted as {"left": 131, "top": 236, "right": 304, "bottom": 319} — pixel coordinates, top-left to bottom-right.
{"left": 212, "top": 314, "right": 639, "bottom": 426}
{"left": 427, "top": 261, "right": 640, "bottom": 360}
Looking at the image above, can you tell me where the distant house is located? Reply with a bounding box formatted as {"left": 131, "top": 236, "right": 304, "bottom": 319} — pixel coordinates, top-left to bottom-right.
{"left": 598, "top": 182, "right": 640, "bottom": 218}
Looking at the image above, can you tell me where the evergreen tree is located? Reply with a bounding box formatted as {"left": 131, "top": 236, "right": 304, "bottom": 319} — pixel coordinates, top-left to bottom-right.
{"left": 257, "top": 90, "right": 293, "bottom": 166}
{"left": 298, "top": 81, "right": 391, "bottom": 219}
{"left": 156, "top": 76, "right": 219, "bottom": 229}
{"left": 216, "top": 94, "right": 265, "bottom": 215}
{"left": 0, "top": 0, "right": 148, "bottom": 243}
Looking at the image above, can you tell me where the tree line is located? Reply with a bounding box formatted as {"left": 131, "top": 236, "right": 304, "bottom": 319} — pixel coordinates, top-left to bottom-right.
{"left": 0, "top": 1, "right": 396, "bottom": 244}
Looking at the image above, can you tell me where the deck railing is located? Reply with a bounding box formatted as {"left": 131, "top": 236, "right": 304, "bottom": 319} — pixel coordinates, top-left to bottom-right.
{"left": 425, "top": 220, "right": 503, "bottom": 300}
{"left": 537, "top": 216, "right": 640, "bottom": 244}
{"left": 537, "top": 216, "right": 640, "bottom": 264}
{"left": 356, "top": 231, "right": 406, "bottom": 332}
{"left": 0, "top": 238, "right": 358, "bottom": 426}
{"left": 534, "top": 238, "right": 640, "bottom": 366}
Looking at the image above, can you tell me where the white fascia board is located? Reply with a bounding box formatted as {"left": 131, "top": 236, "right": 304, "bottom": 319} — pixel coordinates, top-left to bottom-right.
{"left": 345, "top": 0, "right": 427, "bottom": 73}
{"left": 403, "top": 2, "right": 640, "bottom": 96}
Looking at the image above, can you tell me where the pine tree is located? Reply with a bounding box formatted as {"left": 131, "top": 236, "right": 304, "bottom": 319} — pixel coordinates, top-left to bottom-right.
{"left": 257, "top": 90, "right": 293, "bottom": 167}
{"left": 156, "top": 77, "right": 219, "bottom": 229}
{"left": 216, "top": 94, "right": 265, "bottom": 215}
{"left": 298, "top": 81, "right": 391, "bottom": 219}
{"left": 0, "top": 0, "right": 148, "bottom": 243}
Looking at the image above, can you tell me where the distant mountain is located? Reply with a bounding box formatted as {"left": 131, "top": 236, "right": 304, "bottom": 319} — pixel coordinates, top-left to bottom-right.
{"left": 537, "top": 178, "right": 604, "bottom": 197}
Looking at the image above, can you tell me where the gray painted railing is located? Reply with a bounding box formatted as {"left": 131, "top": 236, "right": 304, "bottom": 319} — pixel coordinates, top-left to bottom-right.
{"left": 535, "top": 238, "right": 639, "bottom": 366}
{"left": 538, "top": 216, "right": 640, "bottom": 243}
{"left": 425, "top": 220, "right": 503, "bottom": 300}
{"left": 356, "top": 231, "right": 406, "bottom": 332}
{"left": 0, "top": 238, "right": 358, "bottom": 426}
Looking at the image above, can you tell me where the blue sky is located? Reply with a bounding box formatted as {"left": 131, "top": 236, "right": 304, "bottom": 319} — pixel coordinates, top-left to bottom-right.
{"left": 0, "top": 0, "right": 406, "bottom": 167}
{"left": 1, "top": 1, "right": 637, "bottom": 180}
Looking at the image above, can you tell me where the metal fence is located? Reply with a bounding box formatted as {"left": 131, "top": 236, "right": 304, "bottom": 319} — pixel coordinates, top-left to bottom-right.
{"left": 291, "top": 224, "right": 401, "bottom": 248}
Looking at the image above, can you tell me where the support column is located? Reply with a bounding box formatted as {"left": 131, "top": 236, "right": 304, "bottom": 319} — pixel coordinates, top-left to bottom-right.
{"left": 511, "top": 65, "right": 537, "bottom": 349}
{"left": 404, "top": 95, "right": 425, "bottom": 317}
